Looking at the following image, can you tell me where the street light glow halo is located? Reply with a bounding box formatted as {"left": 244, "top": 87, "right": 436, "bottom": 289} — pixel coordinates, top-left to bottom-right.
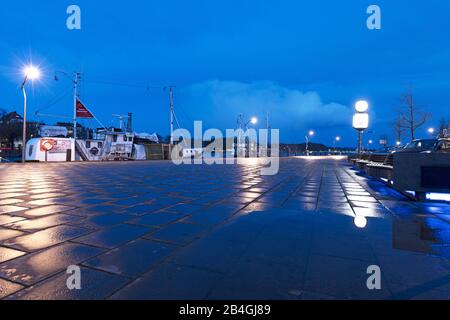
{"left": 250, "top": 117, "right": 258, "bottom": 125}
{"left": 23, "top": 65, "right": 41, "bottom": 80}
{"left": 355, "top": 100, "right": 369, "bottom": 113}
{"left": 309, "top": 130, "right": 315, "bottom": 136}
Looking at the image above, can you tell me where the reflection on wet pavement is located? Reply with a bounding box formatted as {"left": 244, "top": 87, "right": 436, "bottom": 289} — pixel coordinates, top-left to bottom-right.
{"left": 0, "top": 158, "right": 449, "bottom": 300}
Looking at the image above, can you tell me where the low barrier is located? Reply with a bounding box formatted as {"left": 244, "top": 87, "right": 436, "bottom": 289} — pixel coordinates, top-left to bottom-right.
{"left": 392, "top": 153, "right": 450, "bottom": 200}
{"left": 350, "top": 152, "right": 450, "bottom": 201}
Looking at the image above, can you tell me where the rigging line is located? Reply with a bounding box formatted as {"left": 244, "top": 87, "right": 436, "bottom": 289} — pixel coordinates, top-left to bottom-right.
{"left": 177, "top": 102, "right": 193, "bottom": 125}
{"left": 34, "top": 86, "right": 73, "bottom": 113}
{"left": 173, "top": 110, "right": 181, "bottom": 129}
{"left": 169, "top": 87, "right": 184, "bottom": 127}
{"left": 83, "top": 79, "right": 163, "bottom": 90}
{"left": 169, "top": 86, "right": 182, "bottom": 129}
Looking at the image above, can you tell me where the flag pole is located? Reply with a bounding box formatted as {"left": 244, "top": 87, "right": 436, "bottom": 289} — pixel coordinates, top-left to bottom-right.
{"left": 73, "top": 72, "right": 81, "bottom": 140}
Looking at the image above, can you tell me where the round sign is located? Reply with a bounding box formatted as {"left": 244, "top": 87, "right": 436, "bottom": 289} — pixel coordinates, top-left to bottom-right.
{"left": 40, "top": 139, "right": 56, "bottom": 152}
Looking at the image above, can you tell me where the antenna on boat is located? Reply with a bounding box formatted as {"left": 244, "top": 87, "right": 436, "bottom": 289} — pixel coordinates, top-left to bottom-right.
{"left": 164, "top": 86, "right": 176, "bottom": 145}
{"left": 112, "top": 114, "right": 127, "bottom": 130}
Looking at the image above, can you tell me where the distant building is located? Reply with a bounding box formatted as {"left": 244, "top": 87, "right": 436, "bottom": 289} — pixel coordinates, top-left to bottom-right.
{"left": 0, "top": 111, "right": 23, "bottom": 125}
{"left": 0, "top": 111, "right": 42, "bottom": 149}
{"left": 55, "top": 122, "right": 93, "bottom": 140}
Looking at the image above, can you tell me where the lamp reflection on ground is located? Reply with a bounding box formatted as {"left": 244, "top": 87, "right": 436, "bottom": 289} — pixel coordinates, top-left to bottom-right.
{"left": 353, "top": 215, "right": 368, "bottom": 228}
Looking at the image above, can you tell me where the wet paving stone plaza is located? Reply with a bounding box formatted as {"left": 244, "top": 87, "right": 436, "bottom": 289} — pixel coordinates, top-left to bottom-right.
{"left": 0, "top": 158, "right": 449, "bottom": 300}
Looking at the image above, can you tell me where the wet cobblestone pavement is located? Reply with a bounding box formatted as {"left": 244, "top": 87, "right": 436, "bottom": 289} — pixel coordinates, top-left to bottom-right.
{"left": 0, "top": 158, "right": 449, "bottom": 300}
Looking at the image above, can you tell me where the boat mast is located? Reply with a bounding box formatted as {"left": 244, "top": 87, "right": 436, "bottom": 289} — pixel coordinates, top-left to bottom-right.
{"left": 169, "top": 86, "right": 174, "bottom": 145}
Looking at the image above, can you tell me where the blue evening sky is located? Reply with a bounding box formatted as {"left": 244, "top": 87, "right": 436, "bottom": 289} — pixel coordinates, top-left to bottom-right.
{"left": 1, "top": 0, "right": 449, "bottom": 146}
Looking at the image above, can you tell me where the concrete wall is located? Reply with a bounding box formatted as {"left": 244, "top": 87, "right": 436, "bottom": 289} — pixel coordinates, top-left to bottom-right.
{"left": 393, "top": 153, "right": 450, "bottom": 193}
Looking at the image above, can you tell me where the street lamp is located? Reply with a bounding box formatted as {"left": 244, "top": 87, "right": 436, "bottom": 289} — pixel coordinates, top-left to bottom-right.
{"left": 368, "top": 139, "right": 373, "bottom": 150}
{"left": 353, "top": 100, "right": 369, "bottom": 154}
{"left": 428, "top": 127, "right": 435, "bottom": 136}
{"left": 354, "top": 100, "right": 369, "bottom": 113}
{"left": 305, "top": 130, "right": 315, "bottom": 156}
{"left": 21, "top": 65, "right": 41, "bottom": 163}
{"left": 334, "top": 136, "right": 341, "bottom": 154}
{"left": 236, "top": 115, "right": 258, "bottom": 157}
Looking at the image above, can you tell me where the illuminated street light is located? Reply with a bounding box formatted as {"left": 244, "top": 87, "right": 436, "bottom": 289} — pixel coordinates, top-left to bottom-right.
{"left": 396, "top": 141, "right": 402, "bottom": 147}
{"left": 367, "top": 139, "right": 373, "bottom": 151}
{"left": 21, "top": 64, "right": 41, "bottom": 163}
{"left": 334, "top": 136, "right": 341, "bottom": 154}
{"left": 236, "top": 115, "right": 258, "bottom": 157}
{"left": 428, "top": 127, "right": 435, "bottom": 135}
{"left": 23, "top": 65, "right": 41, "bottom": 80}
{"left": 355, "top": 100, "right": 369, "bottom": 113}
{"left": 305, "top": 130, "right": 315, "bottom": 156}
{"left": 353, "top": 100, "right": 370, "bottom": 154}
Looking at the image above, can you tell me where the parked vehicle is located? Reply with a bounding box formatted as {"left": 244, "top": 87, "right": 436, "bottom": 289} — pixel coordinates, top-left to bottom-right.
{"left": 394, "top": 138, "right": 450, "bottom": 154}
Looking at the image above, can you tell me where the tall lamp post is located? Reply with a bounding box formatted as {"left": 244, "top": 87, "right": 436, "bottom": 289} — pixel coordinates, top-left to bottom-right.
{"left": 236, "top": 115, "right": 258, "bottom": 157}
{"left": 368, "top": 139, "right": 373, "bottom": 150}
{"left": 305, "top": 130, "right": 314, "bottom": 156}
{"left": 21, "top": 65, "right": 41, "bottom": 163}
{"left": 352, "top": 100, "right": 369, "bottom": 154}
{"left": 334, "top": 136, "right": 341, "bottom": 153}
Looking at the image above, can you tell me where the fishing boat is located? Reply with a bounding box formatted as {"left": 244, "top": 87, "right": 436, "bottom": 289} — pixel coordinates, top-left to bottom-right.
{"left": 25, "top": 127, "right": 167, "bottom": 162}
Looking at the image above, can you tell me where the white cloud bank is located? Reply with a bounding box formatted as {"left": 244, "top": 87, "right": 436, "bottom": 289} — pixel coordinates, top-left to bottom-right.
{"left": 183, "top": 80, "right": 351, "bottom": 131}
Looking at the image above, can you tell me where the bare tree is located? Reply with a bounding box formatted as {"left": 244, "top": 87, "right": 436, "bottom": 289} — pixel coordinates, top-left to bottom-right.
{"left": 398, "top": 90, "right": 431, "bottom": 141}
{"left": 393, "top": 116, "right": 405, "bottom": 143}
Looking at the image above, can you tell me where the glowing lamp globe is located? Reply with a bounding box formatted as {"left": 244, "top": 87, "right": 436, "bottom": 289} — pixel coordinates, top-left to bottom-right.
{"left": 352, "top": 113, "right": 369, "bottom": 130}
{"left": 23, "top": 65, "right": 41, "bottom": 80}
{"left": 355, "top": 100, "right": 369, "bottom": 113}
